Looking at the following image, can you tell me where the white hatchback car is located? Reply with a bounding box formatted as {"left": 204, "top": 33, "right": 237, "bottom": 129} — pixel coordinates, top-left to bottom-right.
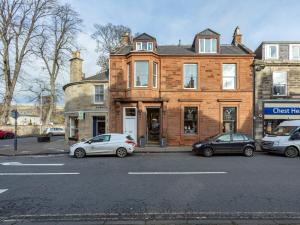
{"left": 44, "top": 127, "right": 65, "bottom": 136}
{"left": 69, "top": 133, "right": 135, "bottom": 158}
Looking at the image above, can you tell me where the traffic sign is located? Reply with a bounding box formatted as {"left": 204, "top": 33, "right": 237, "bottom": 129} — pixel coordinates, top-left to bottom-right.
{"left": 11, "top": 110, "right": 19, "bottom": 119}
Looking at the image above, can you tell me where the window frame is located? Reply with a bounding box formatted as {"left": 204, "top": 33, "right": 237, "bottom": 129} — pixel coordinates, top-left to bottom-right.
{"left": 153, "top": 62, "right": 158, "bottom": 88}
{"left": 183, "top": 63, "right": 198, "bottom": 89}
{"left": 222, "top": 64, "right": 237, "bottom": 90}
{"left": 94, "top": 84, "right": 104, "bottom": 104}
{"left": 222, "top": 107, "right": 237, "bottom": 133}
{"left": 136, "top": 42, "right": 153, "bottom": 51}
{"left": 199, "top": 38, "right": 217, "bottom": 53}
{"left": 289, "top": 44, "right": 300, "bottom": 60}
{"left": 183, "top": 106, "right": 198, "bottom": 135}
{"left": 134, "top": 61, "right": 149, "bottom": 88}
{"left": 272, "top": 71, "right": 288, "bottom": 96}
{"left": 127, "top": 63, "right": 131, "bottom": 88}
{"left": 265, "top": 44, "right": 279, "bottom": 60}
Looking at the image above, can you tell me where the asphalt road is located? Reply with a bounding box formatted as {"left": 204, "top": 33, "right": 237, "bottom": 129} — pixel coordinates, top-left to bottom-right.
{"left": 0, "top": 152, "right": 300, "bottom": 224}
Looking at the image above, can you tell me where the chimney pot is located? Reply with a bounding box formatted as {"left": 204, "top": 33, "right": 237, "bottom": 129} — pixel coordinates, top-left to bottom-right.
{"left": 232, "top": 26, "right": 242, "bottom": 46}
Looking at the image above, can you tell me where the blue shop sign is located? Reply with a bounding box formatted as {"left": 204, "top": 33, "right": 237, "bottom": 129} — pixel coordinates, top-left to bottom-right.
{"left": 264, "top": 107, "right": 300, "bottom": 115}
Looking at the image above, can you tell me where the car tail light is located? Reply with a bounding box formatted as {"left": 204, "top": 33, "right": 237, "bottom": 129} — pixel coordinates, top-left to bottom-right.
{"left": 126, "top": 140, "right": 135, "bottom": 146}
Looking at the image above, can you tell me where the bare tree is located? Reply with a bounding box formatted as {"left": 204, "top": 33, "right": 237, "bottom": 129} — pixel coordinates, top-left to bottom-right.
{"left": 0, "top": 0, "right": 55, "bottom": 125}
{"left": 35, "top": 3, "right": 82, "bottom": 124}
{"left": 91, "top": 23, "right": 131, "bottom": 71}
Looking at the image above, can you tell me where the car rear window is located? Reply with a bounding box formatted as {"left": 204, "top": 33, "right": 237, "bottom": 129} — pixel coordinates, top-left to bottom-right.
{"left": 232, "top": 134, "right": 246, "bottom": 141}
{"left": 126, "top": 135, "right": 134, "bottom": 140}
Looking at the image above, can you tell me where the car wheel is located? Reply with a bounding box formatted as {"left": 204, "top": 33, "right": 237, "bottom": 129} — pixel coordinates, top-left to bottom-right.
{"left": 244, "top": 147, "right": 254, "bottom": 157}
{"left": 284, "top": 146, "right": 298, "bottom": 158}
{"left": 203, "top": 147, "right": 213, "bottom": 157}
{"left": 116, "top": 147, "right": 127, "bottom": 158}
{"left": 74, "top": 148, "right": 86, "bottom": 158}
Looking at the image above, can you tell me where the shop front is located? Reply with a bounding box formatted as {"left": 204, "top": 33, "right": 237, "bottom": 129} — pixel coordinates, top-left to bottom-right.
{"left": 263, "top": 101, "right": 300, "bottom": 136}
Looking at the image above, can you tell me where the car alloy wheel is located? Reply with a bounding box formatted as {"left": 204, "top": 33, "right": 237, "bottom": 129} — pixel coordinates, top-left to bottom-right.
{"left": 116, "top": 147, "right": 127, "bottom": 158}
{"left": 74, "top": 148, "right": 86, "bottom": 158}
{"left": 244, "top": 147, "right": 254, "bottom": 157}
{"left": 284, "top": 146, "right": 298, "bottom": 158}
{"left": 203, "top": 147, "right": 213, "bottom": 157}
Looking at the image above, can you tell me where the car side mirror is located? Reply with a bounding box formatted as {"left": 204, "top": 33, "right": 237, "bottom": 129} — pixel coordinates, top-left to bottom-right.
{"left": 87, "top": 140, "right": 92, "bottom": 144}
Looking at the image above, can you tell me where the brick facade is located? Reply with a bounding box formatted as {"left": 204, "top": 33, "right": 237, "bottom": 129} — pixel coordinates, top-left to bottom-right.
{"left": 109, "top": 28, "right": 254, "bottom": 146}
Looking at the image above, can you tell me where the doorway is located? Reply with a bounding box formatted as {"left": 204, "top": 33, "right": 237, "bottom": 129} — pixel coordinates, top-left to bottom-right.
{"left": 93, "top": 116, "right": 106, "bottom": 137}
{"left": 146, "top": 108, "right": 160, "bottom": 144}
{"left": 123, "top": 107, "right": 137, "bottom": 141}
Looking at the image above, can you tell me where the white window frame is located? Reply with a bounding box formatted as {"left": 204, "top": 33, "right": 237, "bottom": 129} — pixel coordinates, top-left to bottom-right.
{"left": 272, "top": 71, "right": 287, "bottom": 96}
{"left": 134, "top": 61, "right": 149, "bottom": 87}
{"left": 153, "top": 62, "right": 158, "bottom": 88}
{"left": 127, "top": 63, "right": 131, "bottom": 88}
{"left": 136, "top": 42, "right": 143, "bottom": 51}
{"left": 265, "top": 44, "right": 279, "bottom": 60}
{"left": 222, "top": 64, "right": 237, "bottom": 90}
{"left": 94, "top": 84, "right": 104, "bottom": 104}
{"left": 199, "top": 39, "right": 217, "bottom": 53}
{"left": 147, "top": 42, "right": 153, "bottom": 51}
{"left": 183, "top": 64, "right": 198, "bottom": 89}
{"left": 136, "top": 42, "right": 153, "bottom": 51}
{"left": 289, "top": 44, "right": 300, "bottom": 60}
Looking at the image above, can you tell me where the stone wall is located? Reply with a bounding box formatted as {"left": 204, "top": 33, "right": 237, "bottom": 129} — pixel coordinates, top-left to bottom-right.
{"left": 109, "top": 54, "right": 254, "bottom": 145}
{"left": 254, "top": 61, "right": 300, "bottom": 139}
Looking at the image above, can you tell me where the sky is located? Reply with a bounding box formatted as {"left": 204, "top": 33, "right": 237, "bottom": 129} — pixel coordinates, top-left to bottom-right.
{"left": 10, "top": 0, "right": 300, "bottom": 104}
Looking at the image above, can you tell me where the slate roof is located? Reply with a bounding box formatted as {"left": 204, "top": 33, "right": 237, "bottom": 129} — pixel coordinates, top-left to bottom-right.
{"left": 113, "top": 44, "right": 252, "bottom": 55}
{"left": 133, "top": 33, "right": 156, "bottom": 41}
{"left": 83, "top": 70, "right": 109, "bottom": 81}
{"left": 196, "top": 28, "right": 220, "bottom": 36}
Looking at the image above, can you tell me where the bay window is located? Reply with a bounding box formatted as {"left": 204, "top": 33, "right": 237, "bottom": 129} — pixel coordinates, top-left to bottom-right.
{"left": 135, "top": 61, "right": 149, "bottom": 87}
{"left": 153, "top": 62, "right": 158, "bottom": 88}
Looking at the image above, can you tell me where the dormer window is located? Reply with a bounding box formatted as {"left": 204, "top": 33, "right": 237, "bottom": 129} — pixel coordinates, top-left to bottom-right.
{"left": 199, "top": 39, "right": 217, "bottom": 53}
{"left": 136, "top": 42, "right": 153, "bottom": 51}
{"left": 265, "top": 44, "right": 279, "bottom": 60}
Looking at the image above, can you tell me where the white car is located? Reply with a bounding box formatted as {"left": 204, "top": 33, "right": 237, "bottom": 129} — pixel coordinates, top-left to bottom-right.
{"left": 44, "top": 127, "right": 65, "bottom": 136}
{"left": 69, "top": 133, "right": 135, "bottom": 158}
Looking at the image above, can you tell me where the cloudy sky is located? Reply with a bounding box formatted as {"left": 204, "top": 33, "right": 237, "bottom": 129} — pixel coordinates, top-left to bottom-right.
{"left": 11, "top": 0, "right": 300, "bottom": 104}
{"left": 63, "top": 0, "right": 300, "bottom": 76}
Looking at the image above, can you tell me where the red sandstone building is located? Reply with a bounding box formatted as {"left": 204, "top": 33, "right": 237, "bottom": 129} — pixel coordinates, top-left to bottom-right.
{"left": 109, "top": 27, "right": 254, "bottom": 146}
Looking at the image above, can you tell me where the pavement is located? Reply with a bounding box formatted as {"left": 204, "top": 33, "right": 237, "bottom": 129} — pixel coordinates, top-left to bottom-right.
{"left": 0, "top": 136, "right": 192, "bottom": 156}
{"left": 0, "top": 152, "right": 300, "bottom": 224}
{"left": 0, "top": 136, "right": 69, "bottom": 156}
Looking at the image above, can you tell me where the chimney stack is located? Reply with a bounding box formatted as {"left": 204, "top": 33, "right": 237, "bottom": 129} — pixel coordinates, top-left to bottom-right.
{"left": 232, "top": 26, "right": 242, "bottom": 46}
{"left": 70, "top": 50, "right": 83, "bottom": 83}
{"left": 121, "top": 32, "right": 130, "bottom": 46}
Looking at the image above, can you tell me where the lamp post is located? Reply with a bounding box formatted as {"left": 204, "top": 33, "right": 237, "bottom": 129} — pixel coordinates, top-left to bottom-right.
{"left": 40, "top": 91, "right": 43, "bottom": 135}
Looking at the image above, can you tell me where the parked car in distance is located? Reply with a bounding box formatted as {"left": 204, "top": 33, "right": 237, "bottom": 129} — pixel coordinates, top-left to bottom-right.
{"left": 0, "top": 130, "right": 14, "bottom": 139}
{"left": 261, "top": 120, "right": 300, "bottom": 158}
{"left": 70, "top": 133, "right": 135, "bottom": 158}
{"left": 44, "top": 127, "right": 65, "bottom": 136}
{"left": 192, "top": 133, "right": 256, "bottom": 157}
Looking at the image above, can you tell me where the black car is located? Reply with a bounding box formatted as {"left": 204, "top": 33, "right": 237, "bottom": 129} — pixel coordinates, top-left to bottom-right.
{"left": 192, "top": 133, "right": 256, "bottom": 157}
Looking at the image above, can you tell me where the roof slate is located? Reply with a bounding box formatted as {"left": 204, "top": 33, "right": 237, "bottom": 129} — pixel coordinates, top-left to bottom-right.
{"left": 196, "top": 28, "right": 220, "bottom": 36}
{"left": 83, "top": 70, "right": 109, "bottom": 81}
{"left": 133, "top": 33, "right": 156, "bottom": 41}
{"left": 112, "top": 44, "right": 251, "bottom": 55}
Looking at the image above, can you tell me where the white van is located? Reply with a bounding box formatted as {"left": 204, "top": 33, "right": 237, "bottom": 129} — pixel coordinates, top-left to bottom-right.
{"left": 261, "top": 120, "right": 300, "bottom": 157}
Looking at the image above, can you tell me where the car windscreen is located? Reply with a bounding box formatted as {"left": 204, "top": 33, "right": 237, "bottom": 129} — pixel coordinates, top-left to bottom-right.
{"left": 272, "top": 126, "right": 298, "bottom": 136}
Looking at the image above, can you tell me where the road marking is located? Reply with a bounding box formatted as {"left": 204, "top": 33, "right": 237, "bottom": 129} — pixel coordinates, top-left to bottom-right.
{"left": 0, "top": 162, "right": 64, "bottom": 166}
{"left": 128, "top": 172, "right": 227, "bottom": 175}
{"left": 0, "top": 173, "right": 79, "bottom": 176}
{"left": 0, "top": 189, "right": 8, "bottom": 194}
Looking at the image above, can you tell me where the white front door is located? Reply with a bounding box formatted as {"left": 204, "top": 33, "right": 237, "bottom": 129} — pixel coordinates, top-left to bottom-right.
{"left": 123, "top": 107, "right": 137, "bottom": 141}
